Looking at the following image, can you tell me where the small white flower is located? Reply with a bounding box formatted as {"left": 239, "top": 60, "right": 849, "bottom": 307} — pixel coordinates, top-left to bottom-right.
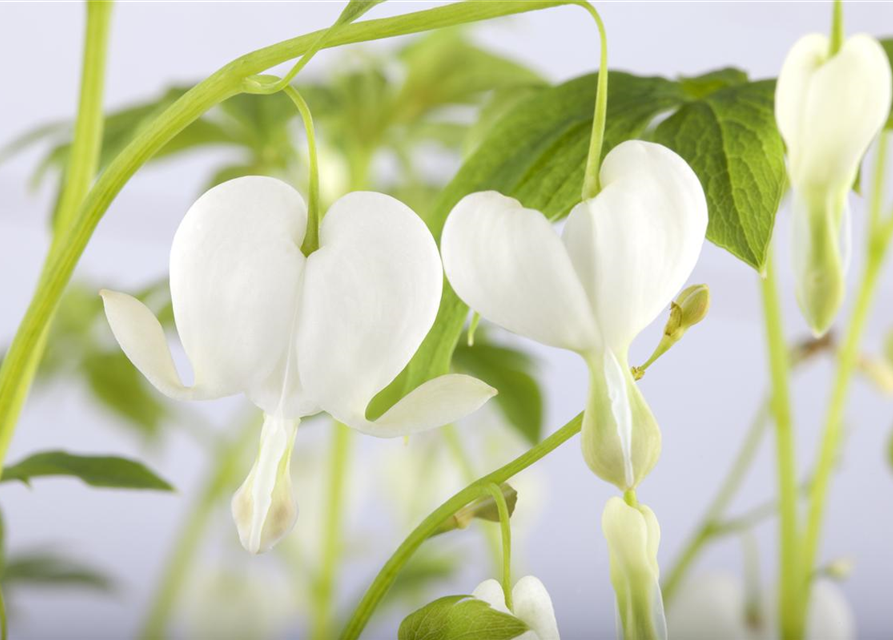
{"left": 441, "top": 140, "right": 707, "bottom": 490}
{"left": 667, "top": 573, "right": 855, "bottom": 640}
{"left": 472, "top": 575, "right": 560, "bottom": 640}
{"left": 101, "top": 176, "right": 495, "bottom": 553}
{"left": 776, "top": 33, "right": 892, "bottom": 335}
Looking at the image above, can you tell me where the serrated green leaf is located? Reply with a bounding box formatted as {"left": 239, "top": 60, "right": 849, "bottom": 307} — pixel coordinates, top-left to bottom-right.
{"left": 679, "top": 67, "right": 749, "bottom": 100}
{"left": 453, "top": 342, "right": 543, "bottom": 444}
{"left": 654, "top": 80, "right": 787, "bottom": 271}
{"left": 398, "top": 595, "right": 529, "bottom": 640}
{"left": 1, "top": 451, "right": 173, "bottom": 491}
{"left": 369, "top": 71, "right": 686, "bottom": 419}
{"left": 2, "top": 552, "right": 113, "bottom": 592}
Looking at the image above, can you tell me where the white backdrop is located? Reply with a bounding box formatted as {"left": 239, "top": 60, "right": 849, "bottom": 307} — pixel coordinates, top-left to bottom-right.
{"left": 2, "top": 2, "right": 893, "bottom": 638}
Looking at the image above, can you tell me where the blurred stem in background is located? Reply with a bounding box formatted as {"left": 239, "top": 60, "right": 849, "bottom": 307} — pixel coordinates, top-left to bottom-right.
{"left": 760, "top": 253, "right": 803, "bottom": 640}
{"left": 311, "top": 423, "right": 352, "bottom": 640}
{"left": 801, "top": 132, "right": 893, "bottom": 627}
{"left": 139, "top": 419, "right": 258, "bottom": 640}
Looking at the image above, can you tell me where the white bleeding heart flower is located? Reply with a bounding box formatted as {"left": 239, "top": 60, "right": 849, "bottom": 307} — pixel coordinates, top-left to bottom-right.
{"left": 441, "top": 140, "right": 707, "bottom": 490}
{"left": 100, "top": 176, "right": 495, "bottom": 554}
{"left": 472, "top": 575, "right": 560, "bottom": 640}
{"left": 667, "top": 573, "right": 855, "bottom": 640}
{"left": 776, "top": 33, "right": 892, "bottom": 335}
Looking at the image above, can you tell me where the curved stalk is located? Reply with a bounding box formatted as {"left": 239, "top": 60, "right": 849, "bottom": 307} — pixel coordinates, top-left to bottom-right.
{"left": 339, "top": 412, "right": 584, "bottom": 640}
{"left": 486, "top": 483, "right": 514, "bottom": 611}
{"left": 760, "top": 253, "right": 802, "bottom": 640}
{"left": 575, "top": 1, "right": 609, "bottom": 199}
{"left": 279, "top": 85, "right": 321, "bottom": 255}
{"left": 0, "top": 0, "right": 576, "bottom": 470}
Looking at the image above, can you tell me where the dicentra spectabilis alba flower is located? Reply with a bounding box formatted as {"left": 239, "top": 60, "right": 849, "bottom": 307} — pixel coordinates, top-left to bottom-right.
{"left": 776, "top": 32, "right": 892, "bottom": 335}
{"left": 472, "top": 576, "right": 560, "bottom": 640}
{"left": 441, "top": 140, "right": 707, "bottom": 490}
{"left": 602, "top": 496, "right": 666, "bottom": 640}
{"left": 667, "top": 573, "right": 855, "bottom": 640}
{"left": 100, "top": 176, "right": 495, "bottom": 554}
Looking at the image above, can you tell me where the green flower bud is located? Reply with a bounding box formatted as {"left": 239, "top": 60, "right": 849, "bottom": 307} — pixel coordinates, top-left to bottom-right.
{"left": 672, "top": 284, "right": 710, "bottom": 337}
{"left": 602, "top": 497, "right": 666, "bottom": 640}
{"left": 582, "top": 351, "right": 661, "bottom": 491}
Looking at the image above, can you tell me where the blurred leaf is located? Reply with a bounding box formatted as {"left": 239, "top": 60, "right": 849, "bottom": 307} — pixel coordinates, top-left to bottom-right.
{"left": 83, "top": 352, "right": 168, "bottom": 438}
{"left": 654, "top": 80, "right": 786, "bottom": 271}
{"left": 398, "top": 595, "right": 528, "bottom": 640}
{"left": 383, "top": 549, "right": 461, "bottom": 609}
{"left": 2, "top": 552, "right": 113, "bottom": 592}
{"left": 453, "top": 342, "right": 543, "bottom": 444}
{"left": 465, "top": 84, "right": 546, "bottom": 157}
{"left": 0, "top": 121, "right": 68, "bottom": 165}
{"left": 679, "top": 67, "right": 749, "bottom": 100}
{"left": 882, "top": 38, "right": 893, "bottom": 128}
{"left": 1, "top": 451, "right": 173, "bottom": 491}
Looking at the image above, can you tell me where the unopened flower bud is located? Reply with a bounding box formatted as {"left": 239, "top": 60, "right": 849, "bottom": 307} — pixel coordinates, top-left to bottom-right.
{"left": 434, "top": 483, "right": 518, "bottom": 536}
{"left": 667, "top": 284, "right": 710, "bottom": 341}
{"left": 602, "top": 497, "right": 666, "bottom": 640}
{"left": 822, "top": 557, "right": 854, "bottom": 581}
{"left": 231, "top": 415, "right": 299, "bottom": 554}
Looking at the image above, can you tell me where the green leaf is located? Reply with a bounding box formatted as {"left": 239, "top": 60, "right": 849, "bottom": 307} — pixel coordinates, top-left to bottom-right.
{"left": 653, "top": 80, "right": 787, "bottom": 271}
{"left": 369, "top": 72, "right": 686, "bottom": 419}
{"left": 453, "top": 341, "right": 543, "bottom": 444}
{"left": 83, "top": 351, "right": 168, "bottom": 438}
{"left": 2, "top": 552, "right": 113, "bottom": 592}
{"left": 398, "top": 595, "right": 529, "bottom": 640}
{"left": 679, "top": 67, "right": 749, "bottom": 100}
{"left": 336, "top": 0, "right": 386, "bottom": 26}
{"left": 1, "top": 451, "right": 173, "bottom": 491}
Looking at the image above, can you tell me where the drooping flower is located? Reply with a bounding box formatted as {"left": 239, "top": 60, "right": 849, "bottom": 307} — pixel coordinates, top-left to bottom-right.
{"left": 776, "top": 32, "right": 892, "bottom": 335}
{"left": 472, "top": 575, "right": 560, "bottom": 640}
{"left": 101, "top": 176, "right": 495, "bottom": 553}
{"left": 602, "top": 496, "right": 665, "bottom": 640}
{"left": 441, "top": 140, "right": 707, "bottom": 490}
{"left": 667, "top": 573, "right": 855, "bottom": 640}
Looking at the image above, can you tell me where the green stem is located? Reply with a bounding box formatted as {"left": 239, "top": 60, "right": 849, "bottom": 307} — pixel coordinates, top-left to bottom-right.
{"left": 339, "top": 412, "right": 584, "bottom": 640}
{"left": 760, "top": 253, "right": 802, "bottom": 640}
{"left": 800, "top": 134, "right": 892, "bottom": 617}
{"left": 576, "top": 1, "right": 609, "bottom": 200}
{"left": 311, "top": 423, "right": 352, "bottom": 640}
{"left": 0, "top": 0, "right": 576, "bottom": 472}
{"left": 280, "top": 85, "right": 321, "bottom": 255}
{"left": 662, "top": 400, "right": 771, "bottom": 604}
{"left": 139, "top": 422, "right": 256, "bottom": 640}
{"left": 53, "top": 0, "right": 113, "bottom": 239}
{"left": 486, "top": 483, "right": 514, "bottom": 611}
{"left": 829, "top": 0, "right": 844, "bottom": 57}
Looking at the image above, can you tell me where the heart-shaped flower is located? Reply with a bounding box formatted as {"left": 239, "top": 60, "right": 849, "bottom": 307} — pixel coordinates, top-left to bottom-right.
{"left": 441, "top": 140, "right": 707, "bottom": 490}
{"left": 101, "top": 176, "right": 495, "bottom": 553}
{"left": 776, "top": 33, "right": 892, "bottom": 335}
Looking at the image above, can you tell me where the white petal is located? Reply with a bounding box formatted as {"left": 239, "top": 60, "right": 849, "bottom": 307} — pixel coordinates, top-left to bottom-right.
{"left": 170, "top": 176, "right": 307, "bottom": 406}
{"left": 512, "top": 576, "right": 560, "bottom": 640}
{"left": 298, "top": 192, "right": 445, "bottom": 430}
{"left": 100, "top": 290, "right": 211, "bottom": 400}
{"left": 563, "top": 141, "right": 707, "bottom": 350}
{"left": 471, "top": 579, "right": 509, "bottom": 614}
{"left": 231, "top": 415, "right": 299, "bottom": 554}
{"left": 778, "top": 34, "right": 892, "bottom": 191}
{"left": 441, "top": 191, "right": 599, "bottom": 353}
{"left": 806, "top": 581, "right": 855, "bottom": 640}
{"left": 350, "top": 374, "right": 496, "bottom": 438}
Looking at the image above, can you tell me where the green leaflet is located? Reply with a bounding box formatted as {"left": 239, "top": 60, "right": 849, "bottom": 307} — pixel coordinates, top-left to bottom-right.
{"left": 398, "top": 595, "right": 529, "bottom": 640}
{"left": 1, "top": 451, "right": 173, "bottom": 491}
{"left": 452, "top": 341, "right": 543, "bottom": 444}
{"left": 2, "top": 552, "right": 114, "bottom": 592}
{"left": 654, "top": 79, "right": 787, "bottom": 271}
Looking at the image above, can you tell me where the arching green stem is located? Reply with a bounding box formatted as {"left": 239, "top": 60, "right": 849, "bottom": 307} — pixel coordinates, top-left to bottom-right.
{"left": 339, "top": 412, "right": 583, "bottom": 640}
{"left": 282, "top": 85, "right": 321, "bottom": 255}
{"left": 486, "top": 482, "right": 514, "bottom": 611}
{"left": 576, "top": 1, "right": 609, "bottom": 200}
